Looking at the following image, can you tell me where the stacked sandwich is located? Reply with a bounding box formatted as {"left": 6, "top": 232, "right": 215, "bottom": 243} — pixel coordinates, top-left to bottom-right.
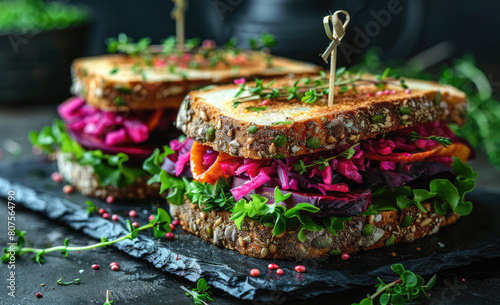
{"left": 30, "top": 35, "right": 319, "bottom": 199}
{"left": 145, "top": 72, "right": 477, "bottom": 259}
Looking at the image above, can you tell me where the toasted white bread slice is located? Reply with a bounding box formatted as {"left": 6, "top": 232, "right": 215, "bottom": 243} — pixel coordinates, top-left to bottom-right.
{"left": 171, "top": 199, "right": 459, "bottom": 259}
{"left": 71, "top": 53, "right": 320, "bottom": 111}
{"left": 176, "top": 75, "right": 468, "bottom": 158}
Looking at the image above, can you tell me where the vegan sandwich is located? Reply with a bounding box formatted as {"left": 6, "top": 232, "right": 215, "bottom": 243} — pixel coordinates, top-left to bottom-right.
{"left": 145, "top": 71, "right": 477, "bottom": 259}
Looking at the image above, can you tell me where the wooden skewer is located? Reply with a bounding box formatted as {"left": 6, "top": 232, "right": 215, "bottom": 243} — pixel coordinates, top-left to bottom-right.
{"left": 321, "top": 10, "right": 350, "bottom": 106}
{"left": 171, "top": 0, "right": 187, "bottom": 52}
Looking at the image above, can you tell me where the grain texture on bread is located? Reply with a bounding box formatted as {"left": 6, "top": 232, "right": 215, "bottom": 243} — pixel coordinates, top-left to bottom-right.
{"left": 71, "top": 53, "right": 320, "bottom": 111}
{"left": 170, "top": 199, "right": 459, "bottom": 260}
{"left": 57, "top": 152, "right": 161, "bottom": 199}
{"left": 176, "top": 76, "right": 468, "bottom": 159}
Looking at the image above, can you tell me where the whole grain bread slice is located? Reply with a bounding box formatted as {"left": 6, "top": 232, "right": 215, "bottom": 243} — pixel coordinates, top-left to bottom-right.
{"left": 57, "top": 152, "right": 162, "bottom": 199}
{"left": 71, "top": 53, "right": 319, "bottom": 111}
{"left": 176, "top": 76, "right": 468, "bottom": 159}
{"left": 171, "top": 199, "right": 459, "bottom": 260}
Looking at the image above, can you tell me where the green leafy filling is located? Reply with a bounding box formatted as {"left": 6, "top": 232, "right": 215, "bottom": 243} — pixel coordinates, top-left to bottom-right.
{"left": 29, "top": 120, "right": 146, "bottom": 188}
{"left": 371, "top": 157, "right": 477, "bottom": 216}
{"left": 149, "top": 143, "right": 477, "bottom": 240}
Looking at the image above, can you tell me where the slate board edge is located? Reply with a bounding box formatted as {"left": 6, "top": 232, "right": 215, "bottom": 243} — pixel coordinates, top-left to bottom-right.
{"left": 2, "top": 174, "right": 500, "bottom": 301}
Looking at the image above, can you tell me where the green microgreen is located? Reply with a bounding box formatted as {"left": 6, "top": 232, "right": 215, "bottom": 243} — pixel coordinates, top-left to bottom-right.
{"left": 1, "top": 208, "right": 171, "bottom": 264}
{"left": 292, "top": 143, "right": 359, "bottom": 174}
{"left": 351, "top": 264, "right": 436, "bottom": 305}
{"left": 57, "top": 276, "right": 81, "bottom": 286}
{"left": 29, "top": 120, "right": 147, "bottom": 188}
{"left": 410, "top": 131, "right": 453, "bottom": 148}
{"left": 231, "top": 67, "right": 405, "bottom": 108}
{"left": 84, "top": 200, "right": 98, "bottom": 216}
{"left": 181, "top": 278, "right": 214, "bottom": 305}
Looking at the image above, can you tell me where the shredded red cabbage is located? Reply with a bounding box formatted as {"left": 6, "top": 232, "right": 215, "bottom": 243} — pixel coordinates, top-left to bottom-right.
{"left": 231, "top": 169, "right": 271, "bottom": 201}
{"left": 58, "top": 97, "right": 167, "bottom": 147}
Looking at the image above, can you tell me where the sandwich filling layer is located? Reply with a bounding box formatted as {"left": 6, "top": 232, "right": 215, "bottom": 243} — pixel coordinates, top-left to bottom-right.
{"left": 144, "top": 121, "right": 476, "bottom": 240}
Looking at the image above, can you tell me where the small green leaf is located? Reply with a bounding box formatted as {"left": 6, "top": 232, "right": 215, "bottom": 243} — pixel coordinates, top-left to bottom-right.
{"left": 380, "top": 293, "right": 391, "bottom": 305}
{"left": 390, "top": 293, "right": 405, "bottom": 305}
{"left": 391, "top": 264, "right": 405, "bottom": 276}
{"left": 402, "top": 271, "right": 418, "bottom": 287}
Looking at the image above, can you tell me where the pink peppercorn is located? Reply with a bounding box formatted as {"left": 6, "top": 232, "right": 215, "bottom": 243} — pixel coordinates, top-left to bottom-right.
{"left": 262, "top": 100, "right": 268, "bottom": 105}
{"left": 129, "top": 210, "right": 137, "bottom": 217}
{"left": 376, "top": 91, "right": 383, "bottom": 96}
{"left": 202, "top": 39, "right": 216, "bottom": 49}
{"left": 132, "top": 222, "right": 139, "bottom": 228}
{"left": 165, "top": 232, "right": 175, "bottom": 239}
{"left": 98, "top": 208, "right": 106, "bottom": 215}
{"left": 367, "top": 92, "right": 373, "bottom": 97}
{"left": 294, "top": 265, "right": 306, "bottom": 273}
{"left": 110, "top": 262, "right": 119, "bottom": 267}
{"left": 106, "top": 196, "right": 115, "bottom": 204}
{"left": 268, "top": 263, "right": 279, "bottom": 270}
{"left": 341, "top": 253, "right": 350, "bottom": 260}
{"left": 169, "top": 223, "right": 175, "bottom": 230}
{"left": 148, "top": 215, "right": 155, "bottom": 221}
{"left": 62, "top": 185, "right": 74, "bottom": 194}
{"left": 111, "top": 214, "right": 119, "bottom": 221}
{"left": 233, "top": 77, "right": 246, "bottom": 85}
{"left": 172, "top": 220, "right": 180, "bottom": 226}
{"left": 276, "top": 268, "right": 284, "bottom": 275}
{"left": 384, "top": 89, "right": 390, "bottom": 95}
{"left": 51, "top": 172, "right": 62, "bottom": 183}
{"left": 36, "top": 292, "right": 43, "bottom": 298}
{"left": 390, "top": 89, "right": 397, "bottom": 95}
{"left": 111, "top": 265, "right": 119, "bottom": 271}
{"left": 92, "top": 264, "right": 100, "bottom": 270}
{"left": 102, "top": 213, "right": 110, "bottom": 219}
{"left": 250, "top": 269, "right": 260, "bottom": 277}
{"left": 405, "top": 89, "right": 411, "bottom": 94}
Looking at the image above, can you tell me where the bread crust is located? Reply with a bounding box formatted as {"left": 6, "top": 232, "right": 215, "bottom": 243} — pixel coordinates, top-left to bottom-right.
{"left": 71, "top": 54, "right": 319, "bottom": 111}
{"left": 176, "top": 77, "right": 468, "bottom": 159}
{"left": 56, "top": 152, "right": 161, "bottom": 199}
{"left": 171, "top": 200, "right": 459, "bottom": 260}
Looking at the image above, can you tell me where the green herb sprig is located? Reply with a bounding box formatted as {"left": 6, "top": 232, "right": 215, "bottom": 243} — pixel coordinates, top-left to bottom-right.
{"left": 181, "top": 278, "right": 214, "bottom": 305}
{"left": 232, "top": 69, "right": 407, "bottom": 108}
{"left": 107, "top": 33, "right": 277, "bottom": 74}
{"left": 293, "top": 143, "right": 359, "bottom": 174}
{"left": 352, "top": 264, "right": 436, "bottom": 305}
{"left": 1, "top": 209, "right": 171, "bottom": 265}
{"left": 84, "top": 200, "right": 98, "bottom": 216}
{"left": 57, "top": 276, "right": 81, "bottom": 286}
{"left": 410, "top": 131, "right": 453, "bottom": 148}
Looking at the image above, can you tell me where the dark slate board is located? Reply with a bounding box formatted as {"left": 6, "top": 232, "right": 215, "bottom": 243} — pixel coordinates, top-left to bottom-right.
{"left": 1, "top": 158, "right": 500, "bottom": 302}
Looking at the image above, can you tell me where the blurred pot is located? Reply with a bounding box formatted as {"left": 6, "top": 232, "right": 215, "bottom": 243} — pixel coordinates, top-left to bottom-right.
{"left": 0, "top": 22, "right": 90, "bottom": 105}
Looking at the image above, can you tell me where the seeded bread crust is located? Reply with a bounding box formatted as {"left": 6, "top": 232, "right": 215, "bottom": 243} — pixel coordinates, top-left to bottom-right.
{"left": 56, "top": 152, "right": 161, "bottom": 200}
{"left": 71, "top": 53, "right": 320, "bottom": 111}
{"left": 171, "top": 200, "right": 459, "bottom": 260}
{"left": 176, "top": 77, "right": 468, "bottom": 159}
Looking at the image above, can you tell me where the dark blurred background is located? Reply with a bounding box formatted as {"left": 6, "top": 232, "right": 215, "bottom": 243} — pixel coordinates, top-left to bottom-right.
{"left": 1, "top": 0, "right": 499, "bottom": 103}
{"left": 77, "top": 0, "right": 499, "bottom": 68}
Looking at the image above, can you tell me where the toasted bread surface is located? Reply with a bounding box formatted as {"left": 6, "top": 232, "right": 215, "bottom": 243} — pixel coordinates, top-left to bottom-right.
{"left": 171, "top": 199, "right": 459, "bottom": 260}
{"left": 57, "top": 152, "right": 161, "bottom": 199}
{"left": 176, "top": 76, "right": 468, "bottom": 158}
{"left": 71, "top": 53, "right": 319, "bottom": 111}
